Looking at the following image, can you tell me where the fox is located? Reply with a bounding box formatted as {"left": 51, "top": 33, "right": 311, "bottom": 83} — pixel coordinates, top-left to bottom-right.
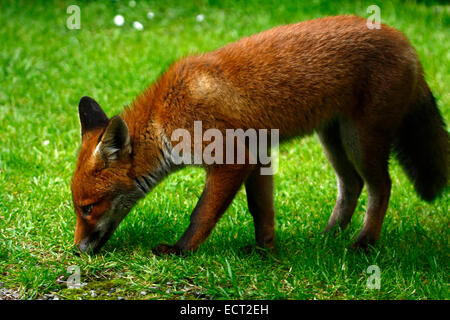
{"left": 71, "top": 15, "right": 449, "bottom": 255}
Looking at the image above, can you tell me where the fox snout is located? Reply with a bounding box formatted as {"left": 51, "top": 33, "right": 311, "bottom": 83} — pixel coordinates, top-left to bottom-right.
{"left": 77, "top": 233, "right": 100, "bottom": 254}
{"left": 75, "top": 225, "right": 115, "bottom": 254}
{"left": 74, "top": 214, "right": 114, "bottom": 254}
{"left": 73, "top": 197, "right": 138, "bottom": 255}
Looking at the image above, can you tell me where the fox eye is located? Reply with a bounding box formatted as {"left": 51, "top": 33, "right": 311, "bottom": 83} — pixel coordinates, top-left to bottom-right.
{"left": 81, "top": 204, "right": 94, "bottom": 216}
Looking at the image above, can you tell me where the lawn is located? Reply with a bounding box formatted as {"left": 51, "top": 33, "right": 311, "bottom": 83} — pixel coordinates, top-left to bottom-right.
{"left": 0, "top": 0, "right": 448, "bottom": 300}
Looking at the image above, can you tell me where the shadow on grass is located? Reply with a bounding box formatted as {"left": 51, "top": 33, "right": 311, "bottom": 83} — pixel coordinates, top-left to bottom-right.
{"left": 94, "top": 205, "right": 447, "bottom": 282}
{"left": 100, "top": 213, "right": 445, "bottom": 272}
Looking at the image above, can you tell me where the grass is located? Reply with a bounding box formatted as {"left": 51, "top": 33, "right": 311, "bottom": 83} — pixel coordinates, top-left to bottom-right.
{"left": 0, "top": 0, "right": 448, "bottom": 300}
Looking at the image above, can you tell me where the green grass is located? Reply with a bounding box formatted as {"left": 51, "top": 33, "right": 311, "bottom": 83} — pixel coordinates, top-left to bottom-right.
{"left": 0, "top": 0, "right": 448, "bottom": 300}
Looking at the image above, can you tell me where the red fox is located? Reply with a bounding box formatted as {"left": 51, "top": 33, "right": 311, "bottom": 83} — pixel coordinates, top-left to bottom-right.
{"left": 71, "top": 15, "right": 449, "bottom": 254}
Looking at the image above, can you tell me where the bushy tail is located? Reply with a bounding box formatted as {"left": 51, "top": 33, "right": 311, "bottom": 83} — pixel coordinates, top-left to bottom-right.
{"left": 394, "top": 89, "right": 449, "bottom": 202}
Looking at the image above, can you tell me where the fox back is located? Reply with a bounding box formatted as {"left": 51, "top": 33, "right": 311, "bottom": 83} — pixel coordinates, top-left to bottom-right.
{"left": 138, "top": 15, "right": 419, "bottom": 139}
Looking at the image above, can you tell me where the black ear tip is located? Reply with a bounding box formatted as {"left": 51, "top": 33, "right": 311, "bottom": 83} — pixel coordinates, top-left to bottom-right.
{"left": 107, "top": 116, "right": 129, "bottom": 134}
{"left": 79, "top": 96, "right": 92, "bottom": 103}
{"left": 80, "top": 96, "right": 93, "bottom": 102}
{"left": 109, "top": 115, "right": 124, "bottom": 123}
{"left": 78, "top": 96, "right": 109, "bottom": 133}
{"left": 79, "top": 96, "right": 99, "bottom": 110}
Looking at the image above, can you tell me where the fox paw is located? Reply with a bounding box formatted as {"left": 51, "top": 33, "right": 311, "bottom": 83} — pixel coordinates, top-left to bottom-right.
{"left": 350, "top": 235, "right": 375, "bottom": 253}
{"left": 242, "top": 244, "right": 275, "bottom": 255}
{"left": 152, "top": 244, "right": 183, "bottom": 256}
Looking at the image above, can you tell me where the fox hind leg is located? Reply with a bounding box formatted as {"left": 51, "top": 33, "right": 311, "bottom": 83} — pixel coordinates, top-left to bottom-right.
{"left": 318, "top": 120, "right": 364, "bottom": 233}
{"left": 339, "top": 119, "right": 392, "bottom": 249}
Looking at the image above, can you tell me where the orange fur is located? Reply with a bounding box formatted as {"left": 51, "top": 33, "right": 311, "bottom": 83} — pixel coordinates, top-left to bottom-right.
{"left": 71, "top": 15, "right": 448, "bottom": 254}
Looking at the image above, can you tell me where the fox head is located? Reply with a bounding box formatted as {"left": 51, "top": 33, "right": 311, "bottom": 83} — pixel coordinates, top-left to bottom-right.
{"left": 71, "top": 96, "right": 146, "bottom": 254}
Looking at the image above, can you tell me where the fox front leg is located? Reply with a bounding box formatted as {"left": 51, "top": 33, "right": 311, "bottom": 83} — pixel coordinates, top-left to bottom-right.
{"left": 153, "top": 164, "right": 254, "bottom": 255}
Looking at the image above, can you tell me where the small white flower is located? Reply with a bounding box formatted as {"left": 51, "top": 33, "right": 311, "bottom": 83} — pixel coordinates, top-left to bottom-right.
{"left": 196, "top": 14, "right": 205, "bottom": 22}
{"left": 114, "top": 15, "right": 125, "bottom": 26}
{"left": 133, "top": 21, "right": 143, "bottom": 30}
{"left": 43, "top": 140, "right": 50, "bottom": 146}
{"left": 147, "top": 11, "right": 155, "bottom": 19}
{"left": 129, "top": 0, "right": 136, "bottom": 7}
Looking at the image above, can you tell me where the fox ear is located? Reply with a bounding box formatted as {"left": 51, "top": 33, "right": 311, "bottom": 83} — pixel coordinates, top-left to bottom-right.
{"left": 78, "top": 96, "right": 109, "bottom": 136}
{"left": 96, "top": 116, "right": 131, "bottom": 162}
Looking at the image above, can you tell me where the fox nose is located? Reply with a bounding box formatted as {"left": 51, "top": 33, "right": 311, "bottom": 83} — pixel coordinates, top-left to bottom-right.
{"left": 77, "top": 234, "right": 100, "bottom": 254}
{"left": 78, "top": 239, "right": 92, "bottom": 253}
{"left": 76, "top": 229, "right": 108, "bottom": 255}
